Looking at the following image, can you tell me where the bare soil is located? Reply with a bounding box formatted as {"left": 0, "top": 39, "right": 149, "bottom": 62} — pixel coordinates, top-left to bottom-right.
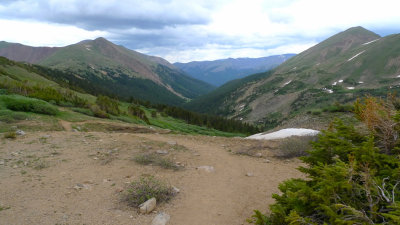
{"left": 0, "top": 121, "right": 303, "bottom": 225}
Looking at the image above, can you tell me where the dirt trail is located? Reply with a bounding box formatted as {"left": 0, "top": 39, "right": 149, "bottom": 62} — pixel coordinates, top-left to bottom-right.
{"left": 0, "top": 129, "right": 303, "bottom": 225}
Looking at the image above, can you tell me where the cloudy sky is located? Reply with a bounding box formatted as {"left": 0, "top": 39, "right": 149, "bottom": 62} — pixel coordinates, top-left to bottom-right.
{"left": 0, "top": 0, "right": 399, "bottom": 63}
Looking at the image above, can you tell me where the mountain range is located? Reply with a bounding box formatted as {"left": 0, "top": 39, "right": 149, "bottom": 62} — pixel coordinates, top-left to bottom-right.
{"left": 185, "top": 26, "right": 400, "bottom": 128}
{"left": 0, "top": 38, "right": 214, "bottom": 105}
{"left": 174, "top": 54, "right": 294, "bottom": 86}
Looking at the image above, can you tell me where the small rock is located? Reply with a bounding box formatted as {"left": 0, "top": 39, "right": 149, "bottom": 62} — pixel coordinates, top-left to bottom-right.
{"left": 172, "top": 186, "right": 180, "bottom": 194}
{"left": 246, "top": 172, "right": 254, "bottom": 177}
{"left": 139, "top": 197, "right": 157, "bottom": 214}
{"left": 196, "top": 166, "right": 215, "bottom": 173}
{"left": 0, "top": 160, "right": 4, "bottom": 165}
{"left": 93, "top": 157, "right": 99, "bottom": 160}
{"left": 116, "top": 187, "right": 124, "bottom": 193}
{"left": 42, "top": 135, "right": 51, "bottom": 138}
{"left": 156, "top": 150, "right": 168, "bottom": 155}
{"left": 167, "top": 141, "right": 176, "bottom": 145}
{"left": 16, "top": 130, "right": 25, "bottom": 136}
{"left": 255, "top": 153, "right": 262, "bottom": 158}
{"left": 13, "top": 165, "right": 18, "bottom": 168}
{"left": 72, "top": 129, "right": 79, "bottom": 132}
{"left": 74, "top": 183, "right": 84, "bottom": 190}
{"left": 151, "top": 212, "right": 170, "bottom": 225}
{"left": 193, "top": 153, "right": 200, "bottom": 156}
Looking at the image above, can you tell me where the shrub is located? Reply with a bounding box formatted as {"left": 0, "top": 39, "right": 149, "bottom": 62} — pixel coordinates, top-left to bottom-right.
{"left": 89, "top": 104, "right": 109, "bottom": 118}
{"left": 275, "top": 135, "right": 318, "bottom": 159}
{"left": 0, "top": 111, "right": 28, "bottom": 123}
{"left": 4, "top": 131, "right": 16, "bottom": 139}
{"left": 133, "top": 153, "right": 179, "bottom": 170}
{"left": 123, "top": 176, "right": 175, "bottom": 207}
{"left": 96, "top": 95, "right": 120, "bottom": 115}
{"left": 2, "top": 96, "right": 58, "bottom": 115}
{"left": 250, "top": 96, "right": 400, "bottom": 225}
{"left": 128, "top": 104, "right": 150, "bottom": 124}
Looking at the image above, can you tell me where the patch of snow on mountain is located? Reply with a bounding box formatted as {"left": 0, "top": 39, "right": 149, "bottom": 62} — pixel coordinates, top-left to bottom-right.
{"left": 283, "top": 80, "right": 292, "bottom": 86}
{"left": 397, "top": 75, "right": 400, "bottom": 78}
{"left": 362, "top": 39, "right": 379, "bottom": 45}
{"left": 347, "top": 87, "right": 355, "bottom": 90}
{"left": 338, "top": 80, "right": 343, "bottom": 83}
{"left": 246, "top": 128, "right": 320, "bottom": 140}
{"left": 332, "top": 82, "right": 337, "bottom": 86}
{"left": 358, "top": 81, "right": 364, "bottom": 84}
{"left": 347, "top": 50, "right": 366, "bottom": 62}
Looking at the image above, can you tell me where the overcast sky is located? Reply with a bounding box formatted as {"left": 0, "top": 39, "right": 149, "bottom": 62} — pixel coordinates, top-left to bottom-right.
{"left": 0, "top": 0, "right": 399, "bottom": 63}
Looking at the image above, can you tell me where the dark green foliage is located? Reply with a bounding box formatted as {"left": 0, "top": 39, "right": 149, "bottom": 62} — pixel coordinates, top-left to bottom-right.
{"left": 128, "top": 103, "right": 149, "bottom": 124}
{"left": 89, "top": 104, "right": 109, "bottom": 118}
{"left": 1, "top": 95, "right": 58, "bottom": 115}
{"left": 123, "top": 176, "right": 175, "bottom": 207}
{"left": 250, "top": 103, "right": 400, "bottom": 224}
{"left": 95, "top": 95, "right": 120, "bottom": 115}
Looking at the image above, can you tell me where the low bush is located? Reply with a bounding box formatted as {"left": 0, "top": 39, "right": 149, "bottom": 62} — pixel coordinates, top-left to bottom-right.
{"left": 1, "top": 96, "right": 58, "bottom": 115}
{"left": 4, "top": 131, "right": 16, "bottom": 139}
{"left": 133, "top": 153, "right": 179, "bottom": 170}
{"left": 275, "top": 135, "right": 318, "bottom": 159}
{"left": 0, "top": 110, "right": 28, "bottom": 123}
{"left": 123, "top": 176, "right": 175, "bottom": 207}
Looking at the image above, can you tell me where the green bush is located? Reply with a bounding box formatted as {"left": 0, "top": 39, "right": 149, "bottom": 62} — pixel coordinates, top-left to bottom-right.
{"left": 4, "top": 131, "right": 16, "bottom": 139}
{"left": 133, "top": 153, "right": 179, "bottom": 170}
{"left": 128, "top": 103, "right": 150, "bottom": 124}
{"left": 89, "top": 104, "right": 109, "bottom": 118}
{"left": 123, "top": 176, "right": 175, "bottom": 207}
{"left": 250, "top": 98, "right": 400, "bottom": 225}
{"left": 0, "top": 111, "right": 28, "bottom": 123}
{"left": 96, "top": 95, "right": 120, "bottom": 115}
{"left": 1, "top": 96, "right": 58, "bottom": 115}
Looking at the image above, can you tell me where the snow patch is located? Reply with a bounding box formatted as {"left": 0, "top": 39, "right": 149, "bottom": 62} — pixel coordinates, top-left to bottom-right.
{"left": 347, "top": 50, "right": 365, "bottom": 62}
{"left": 86, "top": 47, "right": 91, "bottom": 51}
{"left": 347, "top": 87, "right": 355, "bottom": 90}
{"left": 358, "top": 81, "right": 364, "bottom": 84}
{"left": 338, "top": 80, "right": 343, "bottom": 83}
{"left": 332, "top": 82, "right": 337, "bottom": 86}
{"left": 322, "top": 88, "right": 333, "bottom": 93}
{"left": 396, "top": 75, "right": 400, "bottom": 78}
{"left": 246, "top": 128, "right": 320, "bottom": 140}
{"left": 362, "top": 39, "right": 379, "bottom": 45}
{"left": 283, "top": 80, "right": 292, "bottom": 86}
{"left": 239, "top": 117, "right": 243, "bottom": 121}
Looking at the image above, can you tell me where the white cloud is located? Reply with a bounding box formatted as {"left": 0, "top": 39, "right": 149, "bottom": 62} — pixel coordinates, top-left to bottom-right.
{"left": 0, "top": 19, "right": 107, "bottom": 47}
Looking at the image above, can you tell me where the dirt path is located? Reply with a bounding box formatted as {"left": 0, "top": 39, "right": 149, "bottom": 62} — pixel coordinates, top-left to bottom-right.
{"left": 0, "top": 130, "right": 303, "bottom": 225}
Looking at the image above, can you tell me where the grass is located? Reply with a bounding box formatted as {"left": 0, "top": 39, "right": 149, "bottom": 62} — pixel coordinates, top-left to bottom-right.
{"left": 133, "top": 153, "right": 179, "bottom": 170}
{"left": 3, "top": 131, "right": 16, "bottom": 139}
{"left": 123, "top": 176, "right": 175, "bottom": 207}
{"left": 0, "top": 95, "right": 59, "bottom": 115}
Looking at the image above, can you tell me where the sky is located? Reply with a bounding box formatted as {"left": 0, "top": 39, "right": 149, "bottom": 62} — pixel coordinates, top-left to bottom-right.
{"left": 0, "top": 0, "right": 399, "bottom": 63}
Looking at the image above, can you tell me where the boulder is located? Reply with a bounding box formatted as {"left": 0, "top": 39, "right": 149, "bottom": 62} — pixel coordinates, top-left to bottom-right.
{"left": 16, "top": 130, "right": 25, "bottom": 136}
{"left": 151, "top": 212, "right": 170, "bottom": 225}
{"left": 139, "top": 197, "right": 156, "bottom": 214}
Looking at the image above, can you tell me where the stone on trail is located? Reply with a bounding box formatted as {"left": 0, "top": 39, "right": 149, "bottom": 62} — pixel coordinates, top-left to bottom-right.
{"left": 139, "top": 197, "right": 157, "bottom": 214}
{"left": 151, "top": 212, "right": 170, "bottom": 225}
{"left": 156, "top": 150, "right": 168, "bottom": 155}
{"left": 16, "top": 130, "right": 25, "bottom": 136}
{"left": 196, "top": 166, "right": 215, "bottom": 173}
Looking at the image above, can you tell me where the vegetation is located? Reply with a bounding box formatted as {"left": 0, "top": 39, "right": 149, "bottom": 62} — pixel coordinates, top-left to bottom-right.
{"left": 1, "top": 95, "right": 59, "bottom": 115}
{"left": 250, "top": 96, "right": 400, "bottom": 224}
{"left": 123, "top": 176, "right": 175, "bottom": 207}
{"left": 133, "top": 153, "right": 179, "bottom": 170}
{"left": 3, "top": 131, "right": 16, "bottom": 139}
{"left": 275, "top": 136, "right": 318, "bottom": 159}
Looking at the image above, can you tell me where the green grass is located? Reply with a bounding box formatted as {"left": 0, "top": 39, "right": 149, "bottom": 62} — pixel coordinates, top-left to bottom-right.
{"left": 0, "top": 95, "right": 59, "bottom": 115}
{"left": 133, "top": 153, "right": 179, "bottom": 170}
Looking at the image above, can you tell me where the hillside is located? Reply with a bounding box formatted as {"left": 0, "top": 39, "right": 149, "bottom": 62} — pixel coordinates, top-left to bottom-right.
{"left": 0, "top": 38, "right": 214, "bottom": 105}
{"left": 174, "top": 54, "right": 294, "bottom": 86}
{"left": 186, "top": 27, "right": 400, "bottom": 128}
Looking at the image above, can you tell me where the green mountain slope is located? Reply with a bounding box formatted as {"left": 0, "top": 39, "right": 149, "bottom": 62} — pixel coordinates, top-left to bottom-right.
{"left": 0, "top": 38, "right": 214, "bottom": 105}
{"left": 186, "top": 27, "right": 400, "bottom": 128}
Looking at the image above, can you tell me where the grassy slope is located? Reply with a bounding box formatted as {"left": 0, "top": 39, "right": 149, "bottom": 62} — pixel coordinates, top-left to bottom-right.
{"left": 0, "top": 58, "right": 244, "bottom": 137}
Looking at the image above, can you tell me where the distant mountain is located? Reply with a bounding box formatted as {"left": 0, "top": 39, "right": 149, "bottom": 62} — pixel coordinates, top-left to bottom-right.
{"left": 185, "top": 27, "right": 400, "bottom": 128}
{"left": 0, "top": 38, "right": 214, "bottom": 105}
{"left": 174, "top": 54, "right": 294, "bottom": 86}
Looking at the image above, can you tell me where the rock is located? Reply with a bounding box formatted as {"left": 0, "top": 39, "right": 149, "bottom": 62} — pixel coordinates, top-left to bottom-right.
{"left": 16, "top": 130, "right": 25, "bottom": 136}
{"left": 0, "top": 160, "right": 4, "bottom": 165}
{"left": 246, "top": 172, "right": 254, "bottom": 177}
{"left": 42, "top": 135, "right": 51, "bottom": 138}
{"left": 139, "top": 197, "right": 157, "bottom": 214}
{"left": 172, "top": 186, "right": 180, "bottom": 194}
{"left": 156, "top": 150, "right": 168, "bottom": 155}
{"left": 263, "top": 159, "right": 271, "bottom": 163}
{"left": 151, "top": 212, "right": 170, "bottom": 225}
{"left": 72, "top": 129, "right": 79, "bottom": 132}
{"left": 255, "top": 153, "right": 262, "bottom": 158}
{"left": 196, "top": 166, "right": 215, "bottom": 173}
{"left": 193, "top": 153, "right": 200, "bottom": 156}
{"left": 167, "top": 141, "right": 177, "bottom": 145}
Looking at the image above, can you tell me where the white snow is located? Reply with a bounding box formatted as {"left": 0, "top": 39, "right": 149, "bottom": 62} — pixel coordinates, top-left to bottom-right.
{"left": 246, "top": 128, "right": 320, "bottom": 140}
{"left": 322, "top": 88, "right": 333, "bottom": 93}
{"left": 291, "top": 67, "right": 297, "bottom": 70}
{"left": 362, "top": 39, "right": 379, "bottom": 45}
{"left": 347, "top": 50, "right": 365, "bottom": 62}
{"left": 347, "top": 87, "right": 355, "bottom": 90}
{"left": 86, "top": 47, "right": 91, "bottom": 51}
{"left": 338, "top": 80, "right": 343, "bottom": 83}
{"left": 396, "top": 75, "right": 400, "bottom": 78}
{"left": 358, "top": 81, "right": 364, "bottom": 84}
{"left": 239, "top": 117, "right": 243, "bottom": 121}
{"left": 283, "top": 80, "right": 292, "bottom": 86}
{"left": 332, "top": 82, "right": 337, "bottom": 86}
